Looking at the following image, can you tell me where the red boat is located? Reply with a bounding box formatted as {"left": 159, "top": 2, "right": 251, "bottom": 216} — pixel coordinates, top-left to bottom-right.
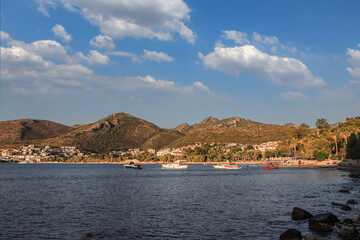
{"left": 262, "top": 165, "right": 279, "bottom": 169}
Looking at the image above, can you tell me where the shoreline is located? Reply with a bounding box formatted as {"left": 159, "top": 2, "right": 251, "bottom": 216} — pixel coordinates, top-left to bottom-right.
{"left": 18, "top": 160, "right": 340, "bottom": 168}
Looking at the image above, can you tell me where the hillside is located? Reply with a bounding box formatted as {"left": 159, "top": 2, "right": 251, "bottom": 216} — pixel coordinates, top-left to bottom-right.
{"left": 0, "top": 119, "right": 72, "bottom": 144}
{"left": 170, "top": 122, "right": 292, "bottom": 147}
{"left": 43, "top": 113, "right": 166, "bottom": 153}
{"left": 174, "top": 116, "right": 262, "bottom": 134}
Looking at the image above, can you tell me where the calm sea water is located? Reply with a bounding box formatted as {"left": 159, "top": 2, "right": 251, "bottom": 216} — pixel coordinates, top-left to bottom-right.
{"left": 0, "top": 164, "right": 358, "bottom": 239}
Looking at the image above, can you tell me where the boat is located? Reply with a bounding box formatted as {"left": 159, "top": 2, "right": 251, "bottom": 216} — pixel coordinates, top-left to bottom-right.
{"left": 124, "top": 161, "right": 142, "bottom": 169}
{"left": 162, "top": 160, "right": 188, "bottom": 169}
{"left": 262, "top": 165, "right": 279, "bottom": 170}
{"left": 213, "top": 164, "right": 242, "bottom": 169}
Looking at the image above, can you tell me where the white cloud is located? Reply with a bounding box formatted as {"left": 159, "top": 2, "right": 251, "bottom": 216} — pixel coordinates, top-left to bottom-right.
{"left": 73, "top": 50, "right": 110, "bottom": 65}
{"left": 1, "top": 44, "right": 209, "bottom": 96}
{"left": 42, "top": 0, "right": 196, "bottom": 44}
{"left": 51, "top": 24, "right": 72, "bottom": 43}
{"left": 199, "top": 45, "right": 325, "bottom": 88}
{"left": 222, "top": 30, "right": 250, "bottom": 45}
{"left": 252, "top": 32, "right": 279, "bottom": 45}
{"left": 281, "top": 91, "right": 307, "bottom": 101}
{"left": 0, "top": 45, "right": 94, "bottom": 94}
{"left": 107, "top": 49, "right": 173, "bottom": 63}
{"left": 346, "top": 47, "right": 360, "bottom": 79}
{"left": 5, "top": 37, "right": 109, "bottom": 66}
{"left": 0, "top": 31, "right": 12, "bottom": 41}
{"left": 90, "top": 35, "right": 115, "bottom": 50}
{"left": 192, "top": 81, "right": 210, "bottom": 93}
{"left": 142, "top": 50, "right": 173, "bottom": 63}
{"left": 36, "top": 0, "right": 58, "bottom": 17}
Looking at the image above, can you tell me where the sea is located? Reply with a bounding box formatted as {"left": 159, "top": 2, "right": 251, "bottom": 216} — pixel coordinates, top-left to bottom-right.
{"left": 0, "top": 164, "right": 358, "bottom": 239}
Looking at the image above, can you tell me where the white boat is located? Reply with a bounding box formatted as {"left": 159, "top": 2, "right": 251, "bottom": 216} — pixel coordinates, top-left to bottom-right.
{"left": 162, "top": 160, "right": 188, "bottom": 169}
{"left": 124, "top": 161, "right": 142, "bottom": 169}
{"left": 213, "top": 164, "right": 242, "bottom": 169}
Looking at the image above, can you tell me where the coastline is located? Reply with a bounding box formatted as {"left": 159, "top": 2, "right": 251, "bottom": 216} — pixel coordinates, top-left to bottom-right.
{"left": 27, "top": 159, "right": 341, "bottom": 168}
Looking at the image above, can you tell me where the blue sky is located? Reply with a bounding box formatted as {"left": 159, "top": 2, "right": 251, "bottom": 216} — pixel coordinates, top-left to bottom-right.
{"left": 1, "top": 0, "right": 360, "bottom": 128}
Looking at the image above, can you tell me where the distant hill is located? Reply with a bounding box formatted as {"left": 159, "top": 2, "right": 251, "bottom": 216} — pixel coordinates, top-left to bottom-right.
{"left": 0, "top": 119, "right": 72, "bottom": 144}
{"left": 170, "top": 120, "right": 292, "bottom": 147}
{"left": 174, "top": 116, "right": 261, "bottom": 134}
{"left": 0, "top": 113, "right": 295, "bottom": 152}
{"left": 42, "top": 113, "right": 165, "bottom": 152}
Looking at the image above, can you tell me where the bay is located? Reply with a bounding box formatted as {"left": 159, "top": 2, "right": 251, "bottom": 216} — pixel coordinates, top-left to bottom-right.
{"left": 0, "top": 164, "right": 358, "bottom": 239}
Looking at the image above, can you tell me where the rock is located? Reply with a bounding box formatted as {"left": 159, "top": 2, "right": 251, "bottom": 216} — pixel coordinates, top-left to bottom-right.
{"left": 347, "top": 199, "right": 358, "bottom": 204}
{"left": 331, "top": 202, "right": 352, "bottom": 211}
{"left": 304, "top": 235, "right": 316, "bottom": 240}
{"left": 341, "top": 205, "right": 352, "bottom": 211}
{"left": 291, "top": 207, "right": 313, "bottom": 220}
{"left": 339, "top": 189, "right": 351, "bottom": 193}
{"left": 308, "top": 213, "right": 339, "bottom": 232}
{"left": 279, "top": 229, "right": 302, "bottom": 240}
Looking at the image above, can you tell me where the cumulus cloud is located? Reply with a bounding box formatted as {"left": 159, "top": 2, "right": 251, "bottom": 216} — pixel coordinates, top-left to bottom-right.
{"left": 281, "top": 91, "right": 307, "bottom": 101}
{"left": 0, "top": 31, "right": 12, "bottom": 41}
{"left": 142, "top": 50, "right": 173, "bottom": 63}
{"left": 4, "top": 37, "right": 109, "bottom": 66}
{"left": 222, "top": 30, "right": 250, "bottom": 45}
{"left": 108, "top": 49, "right": 173, "bottom": 63}
{"left": 90, "top": 35, "right": 115, "bottom": 50}
{"left": 252, "top": 32, "right": 279, "bottom": 45}
{"left": 0, "top": 45, "right": 94, "bottom": 94}
{"left": 40, "top": 0, "right": 196, "bottom": 44}
{"left": 199, "top": 45, "right": 325, "bottom": 88}
{"left": 51, "top": 24, "right": 72, "bottom": 43}
{"left": 1, "top": 43, "right": 209, "bottom": 96}
{"left": 36, "top": 0, "right": 58, "bottom": 17}
{"left": 346, "top": 47, "right": 360, "bottom": 79}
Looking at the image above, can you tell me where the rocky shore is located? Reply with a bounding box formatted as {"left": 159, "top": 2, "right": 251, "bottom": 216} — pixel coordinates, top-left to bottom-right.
{"left": 280, "top": 167, "right": 360, "bottom": 240}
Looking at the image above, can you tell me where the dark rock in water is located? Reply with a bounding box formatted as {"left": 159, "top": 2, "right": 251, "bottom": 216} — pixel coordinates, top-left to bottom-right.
{"left": 304, "top": 235, "right": 316, "bottom": 240}
{"left": 347, "top": 199, "right": 358, "bottom": 204}
{"left": 339, "top": 189, "right": 351, "bottom": 193}
{"left": 292, "top": 207, "right": 313, "bottom": 220}
{"left": 331, "top": 201, "right": 346, "bottom": 207}
{"left": 331, "top": 202, "right": 352, "bottom": 211}
{"left": 349, "top": 172, "right": 360, "bottom": 178}
{"left": 85, "top": 233, "right": 93, "bottom": 238}
{"left": 308, "top": 213, "right": 339, "bottom": 232}
{"left": 279, "top": 229, "right": 302, "bottom": 240}
{"left": 337, "top": 219, "right": 360, "bottom": 240}
{"left": 341, "top": 205, "right": 352, "bottom": 211}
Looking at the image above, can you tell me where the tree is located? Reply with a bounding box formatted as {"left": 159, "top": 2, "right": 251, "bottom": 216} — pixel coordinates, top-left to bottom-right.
{"left": 316, "top": 118, "right": 330, "bottom": 134}
{"left": 300, "top": 123, "right": 310, "bottom": 129}
{"left": 346, "top": 133, "right": 360, "bottom": 159}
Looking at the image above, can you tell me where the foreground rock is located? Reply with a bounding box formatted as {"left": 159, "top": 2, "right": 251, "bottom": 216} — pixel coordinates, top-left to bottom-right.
{"left": 308, "top": 213, "right": 339, "bottom": 232}
{"left": 279, "top": 229, "right": 302, "bottom": 240}
{"left": 291, "top": 207, "right": 313, "bottom": 220}
{"left": 336, "top": 219, "right": 360, "bottom": 240}
{"left": 331, "top": 202, "right": 352, "bottom": 211}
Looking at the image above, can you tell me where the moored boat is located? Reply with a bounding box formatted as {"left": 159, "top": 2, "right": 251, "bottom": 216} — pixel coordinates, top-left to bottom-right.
{"left": 262, "top": 165, "right": 279, "bottom": 170}
{"left": 213, "top": 164, "right": 242, "bottom": 169}
{"left": 162, "top": 160, "right": 188, "bottom": 169}
{"left": 124, "top": 161, "right": 142, "bottom": 169}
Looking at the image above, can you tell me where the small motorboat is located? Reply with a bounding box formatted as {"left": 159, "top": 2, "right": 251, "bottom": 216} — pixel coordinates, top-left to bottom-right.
{"left": 213, "top": 164, "right": 242, "bottom": 169}
{"left": 262, "top": 165, "right": 279, "bottom": 170}
{"left": 162, "top": 160, "right": 188, "bottom": 169}
{"left": 124, "top": 161, "right": 142, "bottom": 169}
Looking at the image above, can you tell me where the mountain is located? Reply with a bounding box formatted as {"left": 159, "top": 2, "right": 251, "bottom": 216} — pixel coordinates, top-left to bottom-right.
{"left": 0, "top": 119, "right": 72, "bottom": 144}
{"left": 43, "top": 113, "right": 165, "bottom": 152}
{"left": 169, "top": 120, "right": 292, "bottom": 147}
{"left": 0, "top": 113, "right": 295, "bottom": 152}
{"left": 173, "top": 116, "right": 262, "bottom": 134}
